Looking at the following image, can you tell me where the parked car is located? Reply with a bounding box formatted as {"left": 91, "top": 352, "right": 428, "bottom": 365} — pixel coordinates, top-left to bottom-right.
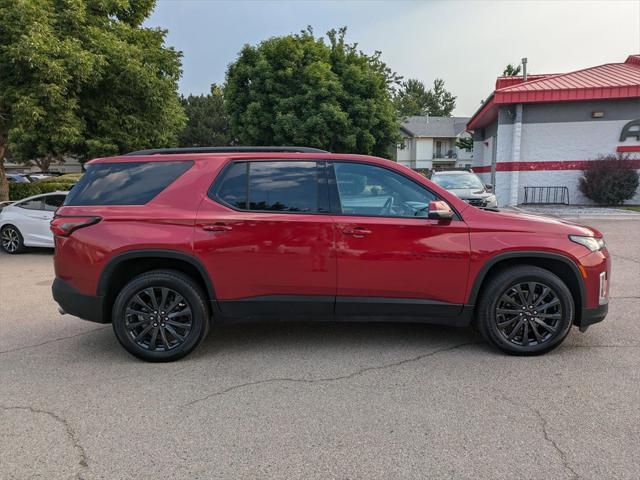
{"left": 51, "top": 147, "right": 609, "bottom": 362}
{"left": 431, "top": 170, "right": 498, "bottom": 208}
{"left": 0, "top": 192, "right": 68, "bottom": 253}
{"left": 7, "top": 173, "right": 31, "bottom": 183}
{"left": 26, "top": 172, "right": 62, "bottom": 182}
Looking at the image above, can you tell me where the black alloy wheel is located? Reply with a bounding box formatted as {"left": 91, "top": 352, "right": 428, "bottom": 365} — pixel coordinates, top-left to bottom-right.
{"left": 112, "top": 270, "right": 210, "bottom": 362}
{"left": 476, "top": 265, "right": 574, "bottom": 355}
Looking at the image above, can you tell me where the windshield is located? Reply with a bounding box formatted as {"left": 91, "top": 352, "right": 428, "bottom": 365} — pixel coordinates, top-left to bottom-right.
{"left": 433, "top": 173, "right": 485, "bottom": 190}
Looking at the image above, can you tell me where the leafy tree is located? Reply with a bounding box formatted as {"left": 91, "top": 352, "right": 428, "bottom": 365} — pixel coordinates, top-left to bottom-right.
{"left": 0, "top": 0, "right": 185, "bottom": 201}
{"left": 394, "top": 79, "right": 430, "bottom": 117}
{"left": 225, "top": 27, "right": 400, "bottom": 156}
{"left": 503, "top": 63, "right": 522, "bottom": 76}
{"left": 394, "top": 78, "right": 456, "bottom": 117}
{"left": 179, "top": 85, "right": 231, "bottom": 147}
{"left": 456, "top": 136, "right": 474, "bottom": 152}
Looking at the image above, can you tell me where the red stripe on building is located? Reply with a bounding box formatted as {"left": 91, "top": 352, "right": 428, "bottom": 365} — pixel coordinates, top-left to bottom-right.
{"left": 473, "top": 159, "right": 640, "bottom": 173}
{"left": 617, "top": 145, "right": 640, "bottom": 153}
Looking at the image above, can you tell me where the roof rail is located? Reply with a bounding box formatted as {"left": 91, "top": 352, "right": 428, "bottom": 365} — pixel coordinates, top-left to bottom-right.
{"left": 123, "top": 146, "right": 328, "bottom": 156}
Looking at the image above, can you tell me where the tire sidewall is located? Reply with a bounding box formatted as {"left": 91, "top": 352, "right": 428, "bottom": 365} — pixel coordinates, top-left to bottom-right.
{"left": 112, "top": 272, "right": 209, "bottom": 362}
{"left": 481, "top": 269, "right": 574, "bottom": 355}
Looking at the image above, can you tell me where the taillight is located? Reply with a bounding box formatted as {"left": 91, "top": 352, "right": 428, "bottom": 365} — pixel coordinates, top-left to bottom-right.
{"left": 50, "top": 216, "right": 101, "bottom": 237}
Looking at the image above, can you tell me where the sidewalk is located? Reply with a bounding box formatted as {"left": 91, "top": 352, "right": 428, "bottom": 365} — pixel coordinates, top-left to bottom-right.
{"left": 509, "top": 205, "right": 640, "bottom": 219}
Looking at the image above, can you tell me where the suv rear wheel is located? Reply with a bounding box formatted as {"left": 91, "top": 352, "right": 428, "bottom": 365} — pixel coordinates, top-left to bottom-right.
{"left": 112, "top": 270, "right": 210, "bottom": 362}
{"left": 476, "top": 266, "right": 574, "bottom": 355}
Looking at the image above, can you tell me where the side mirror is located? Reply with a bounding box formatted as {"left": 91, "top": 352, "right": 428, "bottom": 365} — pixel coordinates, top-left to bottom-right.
{"left": 485, "top": 184, "right": 493, "bottom": 191}
{"left": 428, "top": 201, "right": 454, "bottom": 220}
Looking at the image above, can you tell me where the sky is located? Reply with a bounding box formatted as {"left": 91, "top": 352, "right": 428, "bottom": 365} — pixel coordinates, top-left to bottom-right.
{"left": 146, "top": 0, "right": 640, "bottom": 116}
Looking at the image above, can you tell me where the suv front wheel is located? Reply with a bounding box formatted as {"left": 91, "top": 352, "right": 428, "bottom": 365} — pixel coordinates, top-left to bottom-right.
{"left": 476, "top": 266, "right": 574, "bottom": 355}
{"left": 112, "top": 270, "right": 210, "bottom": 362}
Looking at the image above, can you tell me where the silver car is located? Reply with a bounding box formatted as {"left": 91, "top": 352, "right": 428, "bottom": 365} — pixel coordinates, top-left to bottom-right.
{"left": 431, "top": 170, "right": 498, "bottom": 208}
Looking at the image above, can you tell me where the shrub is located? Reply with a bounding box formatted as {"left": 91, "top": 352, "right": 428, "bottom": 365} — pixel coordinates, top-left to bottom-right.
{"left": 578, "top": 155, "right": 639, "bottom": 205}
{"left": 9, "top": 182, "right": 74, "bottom": 201}
{"left": 39, "top": 173, "right": 83, "bottom": 183}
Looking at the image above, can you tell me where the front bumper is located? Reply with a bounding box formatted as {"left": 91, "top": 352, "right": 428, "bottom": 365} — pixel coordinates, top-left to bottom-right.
{"left": 579, "top": 303, "right": 608, "bottom": 332}
{"left": 52, "top": 278, "right": 107, "bottom": 323}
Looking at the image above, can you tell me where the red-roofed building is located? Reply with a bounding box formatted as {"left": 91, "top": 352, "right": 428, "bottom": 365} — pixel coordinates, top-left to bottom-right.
{"left": 467, "top": 55, "right": 640, "bottom": 206}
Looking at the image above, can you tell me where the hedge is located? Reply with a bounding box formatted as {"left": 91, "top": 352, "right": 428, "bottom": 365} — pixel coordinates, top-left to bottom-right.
{"left": 9, "top": 182, "right": 74, "bottom": 201}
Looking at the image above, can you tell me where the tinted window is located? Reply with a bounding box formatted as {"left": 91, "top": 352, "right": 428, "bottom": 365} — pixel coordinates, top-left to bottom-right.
{"left": 215, "top": 162, "right": 247, "bottom": 209}
{"left": 43, "top": 195, "right": 66, "bottom": 211}
{"left": 333, "top": 162, "right": 437, "bottom": 217}
{"left": 249, "top": 162, "right": 317, "bottom": 212}
{"left": 212, "top": 161, "right": 319, "bottom": 213}
{"left": 17, "top": 198, "right": 44, "bottom": 210}
{"left": 65, "top": 161, "right": 193, "bottom": 206}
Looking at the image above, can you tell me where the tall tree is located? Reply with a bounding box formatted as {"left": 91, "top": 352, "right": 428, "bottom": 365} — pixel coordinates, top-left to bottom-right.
{"left": 503, "top": 63, "right": 522, "bottom": 76}
{"left": 0, "top": 0, "right": 185, "bottom": 201}
{"left": 225, "top": 27, "right": 400, "bottom": 156}
{"left": 394, "top": 78, "right": 456, "bottom": 117}
{"left": 179, "top": 85, "right": 231, "bottom": 147}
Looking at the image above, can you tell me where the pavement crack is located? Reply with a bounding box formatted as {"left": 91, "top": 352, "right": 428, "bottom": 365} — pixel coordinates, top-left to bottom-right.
{"left": 181, "top": 341, "right": 480, "bottom": 408}
{"left": 531, "top": 407, "right": 579, "bottom": 480}
{"left": 498, "top": 395, "right": 579, "bottom": 479}
{"left": 0, "top": 327, "right": 109, "bottom": 355}
{"left": 0, "top": 404, "right": 88, "bottom": 476}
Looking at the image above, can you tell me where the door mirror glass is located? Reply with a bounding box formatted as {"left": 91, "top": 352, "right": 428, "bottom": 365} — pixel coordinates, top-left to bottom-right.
{"left": 428, "top": 201, "right": 454, "bottom": 220}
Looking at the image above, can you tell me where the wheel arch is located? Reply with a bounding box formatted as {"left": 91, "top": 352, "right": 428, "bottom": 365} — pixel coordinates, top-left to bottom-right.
{"left": 97, "top": 250, "right": 216, "bottom": 321}
{"left": 468, "top": 251, "right": 586, "bottom": 325}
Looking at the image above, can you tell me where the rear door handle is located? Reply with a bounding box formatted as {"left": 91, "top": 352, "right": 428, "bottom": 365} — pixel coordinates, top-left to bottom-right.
{"left": 343, "top": 227, "right": 372, "bottom": 236}
{"left": 202, "top": 223, "right": 232, "bottom": 232}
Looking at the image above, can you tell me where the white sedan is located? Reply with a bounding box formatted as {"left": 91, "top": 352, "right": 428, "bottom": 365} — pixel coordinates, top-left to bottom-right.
{"left": 0, "top": 192, "right": 67, "bottom": 253}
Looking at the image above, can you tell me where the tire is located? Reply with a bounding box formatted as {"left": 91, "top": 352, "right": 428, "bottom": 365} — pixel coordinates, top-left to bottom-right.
{"left": 476, "top": 265, "right": 574, "bottom": 355}
{"left": 112, "top": 270, "right": 210, "bottom": 362}
{"left": 1, "top": 225, "right": 26, "bottom": 254}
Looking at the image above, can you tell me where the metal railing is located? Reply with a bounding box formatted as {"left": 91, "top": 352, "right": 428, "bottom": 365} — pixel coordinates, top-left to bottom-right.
{"left": 523, "top": 186, "right": 570, "bottom": 205}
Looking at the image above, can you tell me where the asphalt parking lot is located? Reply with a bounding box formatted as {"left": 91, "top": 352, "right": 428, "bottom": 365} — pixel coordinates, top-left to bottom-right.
{"left": 1, "top": 218, "right": 639, "bottom": 480}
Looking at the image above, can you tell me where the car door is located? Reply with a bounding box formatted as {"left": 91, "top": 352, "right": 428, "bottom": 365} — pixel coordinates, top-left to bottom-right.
{"left": 329, "top": 161, "right": 471, "bottom": 319}
{"left": 194, "top": 159, "right": 336, "bottom": 318}
{"left": 13, "top": 197, "right": 50, "bottom": 246}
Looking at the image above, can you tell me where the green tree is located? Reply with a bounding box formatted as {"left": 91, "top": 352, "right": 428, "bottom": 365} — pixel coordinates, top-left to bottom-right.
{"left": 394, "top": 79, "right": 430, "bottom": 117}
{"left": 0, "top": 0, "right": 185, "bottom": 201}
{"left": 225, "top": 27, "right": 400, "bottom": 156}
{"left": 179, "top": 85, "right": 231, "bottom": 147}
{"left": 456, "top": 136, "right": 473, "bottom": 152}
{"left": 503, "top": 63, "right": 522, "bottom": 76}
{"left": 394, "top": 78, "right": 456, "bottom": 117}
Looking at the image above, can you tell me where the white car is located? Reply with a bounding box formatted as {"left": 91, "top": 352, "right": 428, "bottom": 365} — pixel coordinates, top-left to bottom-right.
{"left": 0, "top": 192, "right": 68, "bottom": 253}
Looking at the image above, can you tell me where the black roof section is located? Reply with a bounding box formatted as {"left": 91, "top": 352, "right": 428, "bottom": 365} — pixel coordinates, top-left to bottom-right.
{"left": 124, "top": 146, "right": 328, "bottom": 156}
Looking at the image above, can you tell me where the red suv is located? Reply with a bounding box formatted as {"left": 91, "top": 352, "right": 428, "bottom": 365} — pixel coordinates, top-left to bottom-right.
{"left": 52, "top": 147, "right": 610, "bottom": 361}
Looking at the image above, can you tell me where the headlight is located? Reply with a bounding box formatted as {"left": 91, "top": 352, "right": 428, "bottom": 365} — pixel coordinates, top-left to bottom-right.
{"left": 569, "top": 235, "right": 606, "bottom": 252}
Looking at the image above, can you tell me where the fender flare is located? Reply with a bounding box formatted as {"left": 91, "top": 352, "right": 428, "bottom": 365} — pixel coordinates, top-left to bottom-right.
{"left": 467, "top": 251, "right": 586, "bottom": 307}
{"left": 97, "top": 249, "right": 216, "bottom": 300}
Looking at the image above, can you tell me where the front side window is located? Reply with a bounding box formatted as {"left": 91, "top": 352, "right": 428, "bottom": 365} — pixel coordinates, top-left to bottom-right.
{"left": 333, "top": 162, "right": 437, "bottom": 217}
{"left": 212, "top": 161, "right": 320, "bottom": 213}
{"left": 65, "top": 161, "right": 193, "bottom": 206}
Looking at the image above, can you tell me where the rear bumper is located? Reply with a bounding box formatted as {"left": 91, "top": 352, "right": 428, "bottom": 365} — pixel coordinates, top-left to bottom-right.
{"left": 579, "top": 303, "right": 608, "bottom": 332}
{"left": 52, "top": 278, "right": 107, "bottom": 324}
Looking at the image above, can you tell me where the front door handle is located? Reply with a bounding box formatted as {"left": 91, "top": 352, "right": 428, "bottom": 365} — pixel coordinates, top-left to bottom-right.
{"left": 343, "top": 227, "right": 372, "bottom": 237}
{"left": 202, "top": 223, "right": 232, "bottom": 232}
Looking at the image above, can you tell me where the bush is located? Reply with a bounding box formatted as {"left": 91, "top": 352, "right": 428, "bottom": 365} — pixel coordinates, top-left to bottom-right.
{"left": 39, "top": 173, "right": 83, "bottom": 183}
{"left": 9, "top": 182, "right": 74, "bottom": 201}
{"left": 578, "top": 155, "right": 639, "bottom": 205}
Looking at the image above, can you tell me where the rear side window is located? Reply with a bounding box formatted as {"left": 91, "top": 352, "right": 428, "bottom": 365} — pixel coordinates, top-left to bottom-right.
{"left": 17, "top": 198, "right": 44, "bottom": 210}
{"left": 211, "top": 161, "right": 320, "bottom": 213}
{"left": 44, "top": 195, "right": 66, "bottom": 211}
{"left": 65, "top": 161, "right": 193, "bottom": 206}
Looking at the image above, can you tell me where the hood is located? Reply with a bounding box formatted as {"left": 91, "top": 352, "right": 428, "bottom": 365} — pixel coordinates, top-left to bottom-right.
{"left": 448, "top": 188, "right": 492, "bottom": 199}
{"left": 475, "top": 209, "right": 602, "bottom": 237}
